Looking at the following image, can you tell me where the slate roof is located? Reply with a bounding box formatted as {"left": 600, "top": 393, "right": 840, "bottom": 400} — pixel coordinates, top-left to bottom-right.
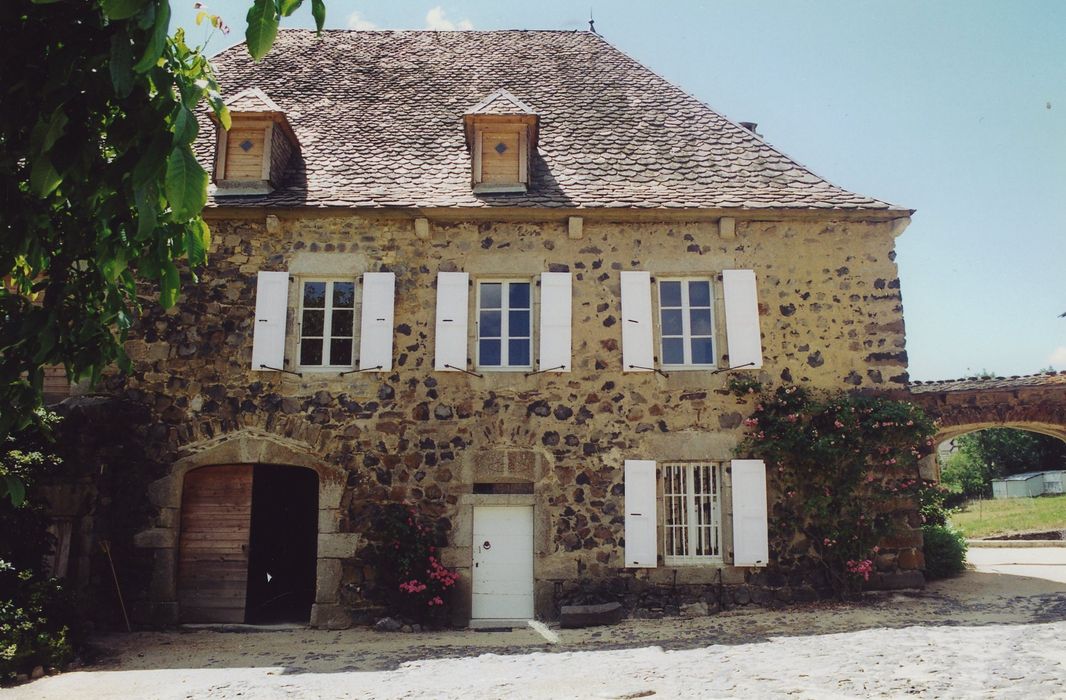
{"left": 909, "top": 372, "right": 1066, "bottom": 394}
{"left": 200, "top": 30, "right": 907, "bottom": 212}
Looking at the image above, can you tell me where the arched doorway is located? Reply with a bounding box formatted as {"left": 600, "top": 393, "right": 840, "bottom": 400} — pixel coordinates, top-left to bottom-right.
{"left": 177, "top": 464, "right": 319, "bottom": 623}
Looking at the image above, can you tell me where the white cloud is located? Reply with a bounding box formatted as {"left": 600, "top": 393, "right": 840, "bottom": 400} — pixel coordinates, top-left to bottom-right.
{"left": 425, "top": 6, "right": 474, "bottom": 30}
{"left": 346, "top": 11, "right": 378, "bottom": 30}
{"left": 1050, "top": 346, "right": 1066, "bottom": 368}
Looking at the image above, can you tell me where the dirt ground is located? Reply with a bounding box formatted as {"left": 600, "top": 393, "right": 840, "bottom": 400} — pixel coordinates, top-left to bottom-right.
{"left": 10, "top": 547, "right": 1066, "bottom": 699}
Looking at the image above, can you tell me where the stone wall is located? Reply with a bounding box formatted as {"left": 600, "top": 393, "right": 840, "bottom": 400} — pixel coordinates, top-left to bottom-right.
{"left": 85, "top": 210, "right": 918, "bottom": 624}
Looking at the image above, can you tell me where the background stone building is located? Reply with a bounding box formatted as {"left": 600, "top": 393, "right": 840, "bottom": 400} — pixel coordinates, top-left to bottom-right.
{"left": 51, "top": 30, "right": 920, "bottom": 628}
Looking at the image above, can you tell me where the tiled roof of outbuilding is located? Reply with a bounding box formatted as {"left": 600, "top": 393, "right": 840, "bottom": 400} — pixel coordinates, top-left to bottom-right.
{"left": 200, "top": 30, "right": 908, "bottom": 212}
{"left": 909, "top": 372, "right": 1066, "bottom": 394}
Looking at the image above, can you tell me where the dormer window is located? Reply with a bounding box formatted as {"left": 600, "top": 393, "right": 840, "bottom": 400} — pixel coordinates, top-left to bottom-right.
{"left": 214, "top": 88, "right": 299, "bottom": 196}
{"left": 463, "top": 89, "right": 539, "bottom": 194}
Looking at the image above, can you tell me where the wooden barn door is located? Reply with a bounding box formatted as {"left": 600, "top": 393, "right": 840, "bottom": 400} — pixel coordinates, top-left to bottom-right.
{"left": 177, "top": 465, "right": 254, "bottom": 623}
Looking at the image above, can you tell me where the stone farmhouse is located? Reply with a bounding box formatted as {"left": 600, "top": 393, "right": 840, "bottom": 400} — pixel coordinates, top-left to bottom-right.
{"left": 49, "top": 30, "right": 922, "bottom": 628}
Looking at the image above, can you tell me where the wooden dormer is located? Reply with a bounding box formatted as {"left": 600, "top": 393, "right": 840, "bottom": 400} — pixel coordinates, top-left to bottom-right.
{"left": 463, "top": 89, "right": 539, "bottom": 194}
{"left": 214, "top": 88, "right": 299, "bottom": 196}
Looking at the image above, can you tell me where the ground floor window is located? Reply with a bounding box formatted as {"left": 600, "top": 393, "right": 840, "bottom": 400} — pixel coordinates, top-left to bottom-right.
{"left": 663, "top": 462, "right": 723, "bottom": 564}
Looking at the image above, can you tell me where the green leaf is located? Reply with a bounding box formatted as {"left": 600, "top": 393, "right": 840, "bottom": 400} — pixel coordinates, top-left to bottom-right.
{"left": 110, "top": 33, "right": 134, "bottom": 98}
{"left": 30, "top": 108, "right": 68, "bottom": 156}
{"left": 101, "top": 251, "right": 129, "bottom": 282}
{"left": 160, "top": 260, "right": 181, "bottom": 308}
{"left": 29, "top": 158, "right": 61, "bottom": 197}
{"left": 171, "top": 105, "right": 199, "bottom": 145}
{"left": 280, "top": 0, "right": 303, "bottom": 17}
{"left": 312, "top": 0, "right": 326, "bottom": 32}
{"left": 246, "top": 0, "right": 280, "bottom": 61}
{"left": 2, "top": 476, "right": 26, "bottom": 507}
{"left": 101, "top": 0, "right": 149, "bottom": 20}
{"left": 164, "top": 145, "right": 208, "bottom": 221}
{"left": 133, "top": 0, "right": 170, "bottom": 73}
{"left": 184, "top": 218, "right": 211, "bottom": 266}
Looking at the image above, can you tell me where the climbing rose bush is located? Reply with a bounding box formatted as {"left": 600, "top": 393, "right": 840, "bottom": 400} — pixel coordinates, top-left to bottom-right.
{"left": 734, "top": 384, "right": 937, "bottom": 597}
{"left": 368, "top": 503, "right": 457, "bottom": 626}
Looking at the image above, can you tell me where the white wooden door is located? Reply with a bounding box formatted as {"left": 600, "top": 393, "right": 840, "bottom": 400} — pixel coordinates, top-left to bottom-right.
{"left": 471, "top": 506, "right": 534, "bottom": 620}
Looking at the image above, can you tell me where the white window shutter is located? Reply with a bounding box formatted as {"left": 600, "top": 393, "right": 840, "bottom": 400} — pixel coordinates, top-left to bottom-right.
{"left": 359, "top": 272, "right": 395, "bottom": 372}
{"left": 251, "top": 271, "right": 289, "bottom": 371}
{"left": 538, "top": 272, "right": 571, "bottom": 372}
{"left": 731, "top": 459, "right": 769, "bottom": 567}
{"left": 624, "top": 459, "right": 658, "bottom": 568}
{"left": 723, "top": 269, "right": 763, "bottom": 368}
{"left": 620, "top": 271, "right": 654, "bottom": 372}
{"left": 434, "top": 272, "right": 469, "bottom": 371}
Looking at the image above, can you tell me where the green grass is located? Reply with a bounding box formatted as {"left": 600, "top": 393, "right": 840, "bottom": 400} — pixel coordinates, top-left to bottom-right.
{"left": 949, "top": 493, "right": 1066, "bottom": 539}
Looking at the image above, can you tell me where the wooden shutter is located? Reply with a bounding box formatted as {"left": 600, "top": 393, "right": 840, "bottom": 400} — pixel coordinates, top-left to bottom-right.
{"left": 251, "top": 271, "right": 289, "bottom": 371}
{"left": 620, "top": 271, "right": 654, "bottom": 372}
{"left": 177, "top": 465, "right": 253, "bottom": 623}
{"left": 624, "top": 459, "right": 657, "bottom": 568}
{"left": 434, "top": 272, "right": 469, "bottom": 371}
{"left": 359, "top": 272, "right": 395, "bottom": 372}
{"left": 723, "top": 269, "right": 763, "bottom": 368}
{"left": 538, "top": 272, "right": 572, "bottom": 372}
{"left": 731, "top": 459, "right": 769, "bottom": 567}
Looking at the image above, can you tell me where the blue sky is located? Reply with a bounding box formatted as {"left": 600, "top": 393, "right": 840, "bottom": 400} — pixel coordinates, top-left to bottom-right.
{"left": 173, "top": 1, "right": 1066, "bottom": 381}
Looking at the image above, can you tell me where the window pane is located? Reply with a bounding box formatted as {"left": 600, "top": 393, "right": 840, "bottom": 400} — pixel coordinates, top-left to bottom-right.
{"left": 691, "top": 338, "right": 714, "bottom": 364}
{"left": 660, "top": 281, "right": 682, "bottom": 307}
{"left": 662, "top": 337, "right": 684, "bottom": 365}
{"left": 508, "top": 338, "right": 530, "bottom": 366}
{"left": 508, "top": 282, "right": 530, "bottom": 308}
{"left": 479, "top": 339, "right": 501, "bottom": 365}
{"left": 303, "top": 282, "right": 326, "bottom": 307}
{"left": 479, "top": 310, "right": 501, "bottom": 338}
{"left": 480, "top": 283, "right": 502, "bottom": 309}
{"left": 332, "top": 310, "right": 354, "bottom": 337}
{"left": 661, "top": 309, "right": 683, "bottom": 336}
{"left": 509, "top": 310, "right": 530, "bottom": 337}
{"left": 689, "top": 280, "right": 711, "bottom": 307}
{"left": 690, "top": 309, "right": 712, "bottom": 335}
{"left": 329, "top": 338, "right": 353, "bottom": 366}
{"left": 332, "top": 281, "right": 355, "bottom": 308}
{"left": 300, "top": 339, "right": 323, "bottom": 366}
{"left": 302, "top": 309, "right": 324, "bottom": 337}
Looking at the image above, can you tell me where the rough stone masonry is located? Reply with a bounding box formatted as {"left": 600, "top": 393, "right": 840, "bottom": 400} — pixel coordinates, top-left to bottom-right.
{"left": 56, "top": 209, "right": 923, "bottom": 628}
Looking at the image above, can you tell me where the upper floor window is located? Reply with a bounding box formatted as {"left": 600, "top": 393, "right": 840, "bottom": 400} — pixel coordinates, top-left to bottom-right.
{"left": 476, "top": 279, "right": 532, "bottom": 370}
{"left": 658, "top": 278, "right": 715, "bottom": 368}
{"left": 299, "top": 279, "right": 356, "bottom": 369}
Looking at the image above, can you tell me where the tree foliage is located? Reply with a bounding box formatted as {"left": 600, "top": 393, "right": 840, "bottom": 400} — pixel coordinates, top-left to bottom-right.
{"left": 954, "top": 428, "right": 1066, "bottom": 477}
{"left": 0, "top": 0, "right": 324, "bottom": 442}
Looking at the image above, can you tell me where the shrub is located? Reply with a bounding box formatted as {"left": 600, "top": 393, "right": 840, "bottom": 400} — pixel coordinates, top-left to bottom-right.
{"left": 366, "top": 503, "right": 458, "bottom": 627}
{"left": 922, "top": 524, "right": 968, "bottom": 580}
{"left": 0, "top": 412, "right": 84, "bottom": 682}
{"left": 735, "top": 384, "right": 937, "bottom": 597}
{"left": 915, "top": 480, "right": 952, "bottom": 527}
{"left": 0, "top": 567, "right": 77, "bottom": 682}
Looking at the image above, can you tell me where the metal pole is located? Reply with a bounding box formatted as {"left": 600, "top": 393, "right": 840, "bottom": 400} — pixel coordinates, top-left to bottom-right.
{"left": 101, "top": 541, "right": 132, "bottom": 633}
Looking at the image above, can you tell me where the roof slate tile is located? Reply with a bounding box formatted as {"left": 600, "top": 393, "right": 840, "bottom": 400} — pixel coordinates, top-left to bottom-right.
{"left": 199, "top": 30, "right": 907, "bottom": 212}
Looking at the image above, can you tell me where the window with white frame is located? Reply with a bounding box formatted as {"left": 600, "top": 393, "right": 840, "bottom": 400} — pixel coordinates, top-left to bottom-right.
{"left": 663, "top": 462, "right": 723, "bottom": 564}
{"left": 657, "top": 278, "right": 715, "bottom": 368}
{"left": 298, "top": 279, "right": 356, "bottom": 369}
{"left": 476, "top": 279, "right": 532, "bottom": 370}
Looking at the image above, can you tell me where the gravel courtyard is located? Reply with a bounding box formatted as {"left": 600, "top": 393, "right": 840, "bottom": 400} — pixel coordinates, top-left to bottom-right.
{"left": 11, "top": 547, "right": 1066, "bottom": 699}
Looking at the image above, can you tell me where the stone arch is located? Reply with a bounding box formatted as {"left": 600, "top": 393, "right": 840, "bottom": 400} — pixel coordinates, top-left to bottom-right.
{"left": 133, "top": 428, "right": 356, "bottom": 627}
